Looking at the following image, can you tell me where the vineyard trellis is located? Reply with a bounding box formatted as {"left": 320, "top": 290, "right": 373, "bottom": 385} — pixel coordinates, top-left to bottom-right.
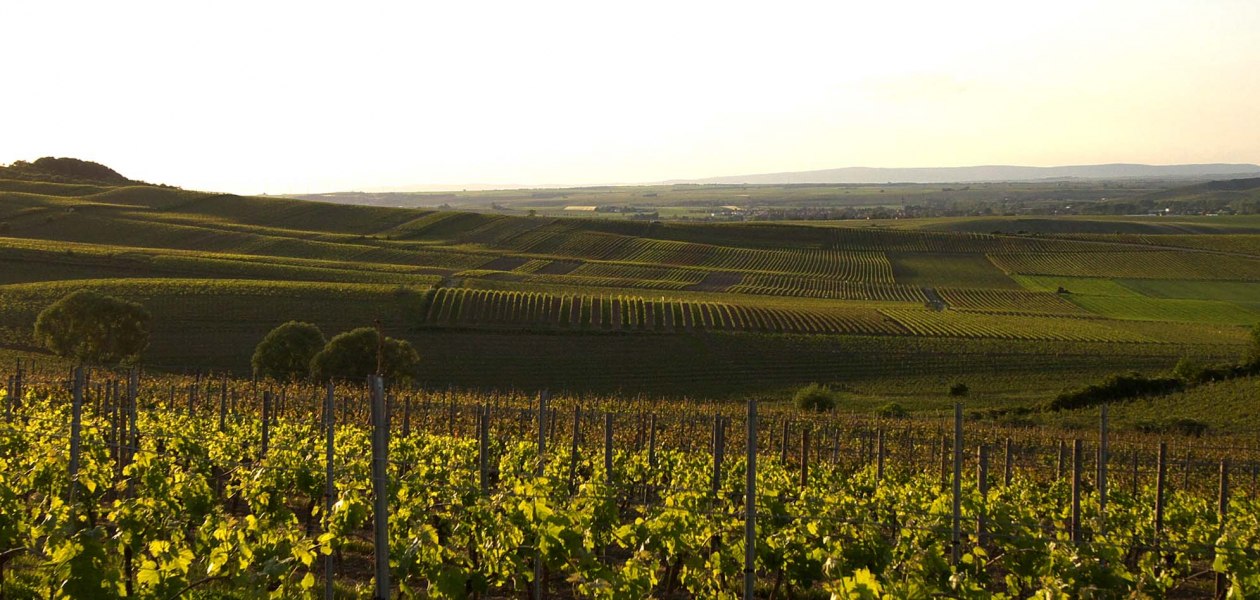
{"left": 2, "top": 362, "right": 1259, "bottom": 598}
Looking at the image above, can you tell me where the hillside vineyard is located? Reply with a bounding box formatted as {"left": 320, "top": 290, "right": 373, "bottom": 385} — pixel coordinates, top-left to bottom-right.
{"left": 3, "top": 174, "right": 1260, "bottom": 596}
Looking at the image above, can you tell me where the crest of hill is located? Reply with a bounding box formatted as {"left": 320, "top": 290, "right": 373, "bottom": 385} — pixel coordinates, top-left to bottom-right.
{"left": 0, "top": 157, "right": 144, "bottom": 186}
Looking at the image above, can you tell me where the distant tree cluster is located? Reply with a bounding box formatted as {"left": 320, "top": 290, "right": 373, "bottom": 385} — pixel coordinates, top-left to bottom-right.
{"left": 252, "top": 322, "right": 420, "bottom": 383}
{"left": 1, "top": 157, "right": 140, "bottom": 185}
{"left": 32, "top": 290, "right": 421, "bottom": 383}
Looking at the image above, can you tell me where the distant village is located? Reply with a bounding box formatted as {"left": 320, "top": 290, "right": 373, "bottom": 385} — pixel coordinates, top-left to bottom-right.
{"left": 555, "top": 198, "right": 1250, "bottom": 222}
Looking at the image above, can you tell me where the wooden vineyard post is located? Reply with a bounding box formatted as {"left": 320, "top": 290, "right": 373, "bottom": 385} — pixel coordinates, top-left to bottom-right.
{"left": 536, "top": 391, "right": 548, "bottom": 476}
{"left": 124, "top": 368, "right": 138, "bottom": 597}
{"left": 568, "top": 405, "right": 581, "bottom": 496}
{"left": 534, "top": 391, "right": 547, "bottom": 600}
{"left": 876, "top": 428, "right": 885, "bottom": 483}
{"left": 324, "top": 382, "right": 336, "bottom": 600}
{"left": 977, "top": 445, "right": 989, "bottom": 548}
{"left": 403, "top": 394, "right": 411, "bottom": 438}
{"left": 187, "top": 382, "right": 196, "bottom": 418}
{"left": 859, "top": 427, "right": 869, "bottom": 473}
{"left": 261, "top": 391, "right": 272, "bottom": 458}
{"left": 1098, "top": 405, "right": 1109, "bottom": 536}
{"left": 1057, "top": 439, "right": 1067, "bottom": 481}
{"left": 1155, "top": 442, "right": 1167, "bottom": 551}
{"left": 712, "top": 415, "right": 726, "bottom": 557}
{"left": 603, "top": 413, "right": 614, "bottom": 481}
{"left": 13, "top": 359, "right": 22, "bottom": 410}
{"left": 950, "top": 403, "right": 962, "bottom": 566}
{"left": 831, "top": 427, "right": 839, "bottom": 465}
{"left": 1003, "top": 438, "right": 1012, "bottom": 487}
{"left": 1131, "top": 451, "right": 1140, "bottom": 497}
{"left": 218, "top": 377, "right": 228, "bottom": 433}
{"left": 69, "top": 366, "right": 84, "bottom": 503}
{"left": 1215, "top": 459, "right": 1229, "bottom": 600}
{"left": 648, "top": 413, "right": 658, "bottom": 468}
{"left": 712, "top": 416, "right": 725, "bottom": 496}
{"left": 370, "top": 376, "right": 390, "bottom": 600}
{"left": 801, "top": 426, "right": 810, "bottom": 490}
{"left": 109, "top": 380, "right": 120, "bottom": 471}
{"left": 634, "top": 412, "right": 644, "bottom": 452}
{"left": 744, "top": 400, "right": 757, "bottom": 600}
{"left": 1071, "top": 439, "right": 1083, "bottom": 544}
{"left": 479, "top": 405, "right": 490, "bottom": 495}
{"left": 780, "top": 419, "right": 790, "bottom": 465}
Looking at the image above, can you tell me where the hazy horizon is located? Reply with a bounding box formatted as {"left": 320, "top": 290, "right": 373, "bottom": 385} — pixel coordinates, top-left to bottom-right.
{"left": 3, "top": 0, "right": 1258, "bottom": 195}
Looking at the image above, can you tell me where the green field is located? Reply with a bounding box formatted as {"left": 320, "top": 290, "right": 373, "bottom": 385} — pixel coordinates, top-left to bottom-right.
{"left": 2, "top": 175, "right": 1258, "bottom": 416}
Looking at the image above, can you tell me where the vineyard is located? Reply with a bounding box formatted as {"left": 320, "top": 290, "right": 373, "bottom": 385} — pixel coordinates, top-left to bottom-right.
{"left": 879, "top": 308, "right": 1153, "bottom": 342}
{"left": 418, "top": 288, "right": 906, "bottom": 336}
{"left": 727, "top": 276, "right": 926, "bottom": 303}
{"left": 988, "top": 251, "right": 1260, "bottom": 281}
{"left": 2, "top": 175, "right": 1260, "bottom": 403}
{"left": 3, "top": 368, "right": 1260, "bottom": 598}
{"left": 935, "top": 288, "right": 1095, "bottom": 316}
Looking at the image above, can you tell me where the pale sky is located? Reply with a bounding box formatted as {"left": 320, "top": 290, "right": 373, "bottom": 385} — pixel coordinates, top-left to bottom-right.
{"left": 2, "top": 0, "right": 1258, "bottom": 194}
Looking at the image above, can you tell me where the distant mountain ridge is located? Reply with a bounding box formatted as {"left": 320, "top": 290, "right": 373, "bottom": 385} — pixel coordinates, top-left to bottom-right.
{"left": 669, "top": 163, "right": 1260, "bottom": 185}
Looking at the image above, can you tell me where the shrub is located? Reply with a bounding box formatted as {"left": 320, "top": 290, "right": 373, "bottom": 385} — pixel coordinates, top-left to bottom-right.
{"left": 1245, "top": 324, "right": 1260, "bottom": 367}
{"left": 874, "top": 402, "right": 908, "bottom": 419}
{"left": 1174, "top": 357, "right": 1252, "bottom": 385}
{"left": 1133, "top": 418, "right": 1210, "bottom": 437}
{"left": 793, "top": 383, "right": 836, "bottom": 412}
{"left": 1048, "top": 372, "right": 1182, "bottom": 411}
{"left": 948, "top": 381, "right": 969, "bottom": 397}
{"left": 1170, "top": 357, "right": 1206, "bottom": 383}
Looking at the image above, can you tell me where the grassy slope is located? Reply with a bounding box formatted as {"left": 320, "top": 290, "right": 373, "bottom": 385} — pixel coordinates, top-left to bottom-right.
{"left": 1, "top": 178, "right": 1256, "bottom": 409}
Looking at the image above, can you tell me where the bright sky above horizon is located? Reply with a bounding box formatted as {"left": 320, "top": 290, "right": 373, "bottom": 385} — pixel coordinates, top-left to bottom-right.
{"left": 2, "top": 0, "right": 1258, "bottom": 194}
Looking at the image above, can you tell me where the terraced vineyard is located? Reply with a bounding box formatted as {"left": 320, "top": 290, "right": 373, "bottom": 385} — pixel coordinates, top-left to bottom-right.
{"left": 880, "top": 307, "right": 1153, "bottom": 342}
{"left": 566, "top": 262, "right": 707, "bottom": 285}
{"left": 728, "top": 274, "right": 926, "bottom": 302}
{"left": 420, "top": 287, "right": 906, "bottom": 336}
{"left": 936, "top": 287, "right": 1094, "bottom": 315}
{"left": 1064, "top": 295, "right": 1260, "bottom": 326}
{"left": 989, "top": 250, "right": 1260, "bottom": 280}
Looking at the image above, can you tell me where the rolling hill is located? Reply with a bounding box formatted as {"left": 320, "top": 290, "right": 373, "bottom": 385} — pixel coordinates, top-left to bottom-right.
{"left": 1, "top": 168, "right": 1257, "bottom": 408}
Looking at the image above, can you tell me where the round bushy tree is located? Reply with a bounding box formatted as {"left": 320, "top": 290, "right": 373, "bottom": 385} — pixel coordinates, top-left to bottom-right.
{"left": 793, "top": 382, "right": 836, "bottom": 412}
{"left": 310, "top": 327, "right": 420, "bottom": 383}
{"left": 34, "top": 289, "right": 150, "bottom": 365}
{"left": 251, "top": 321, "right": 326, "bottom": 381}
